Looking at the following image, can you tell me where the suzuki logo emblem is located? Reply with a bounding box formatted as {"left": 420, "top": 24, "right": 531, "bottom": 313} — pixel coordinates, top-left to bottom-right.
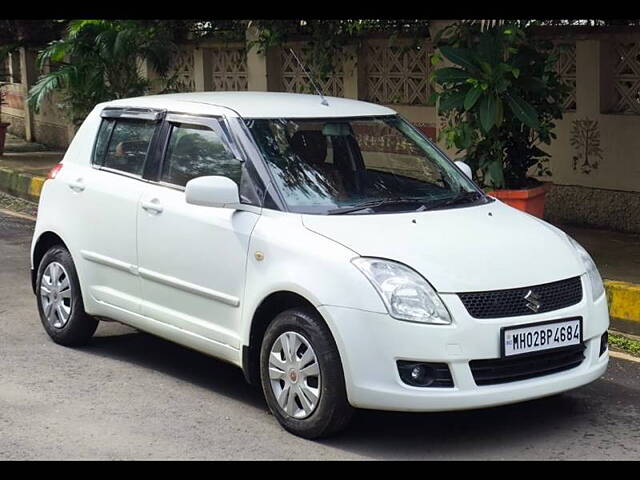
{"left": 524, "top": 290, "right": 542, "bottom": 312}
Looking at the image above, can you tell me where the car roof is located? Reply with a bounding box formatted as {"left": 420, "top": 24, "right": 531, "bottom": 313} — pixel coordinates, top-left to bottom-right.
{"left": 103, "top": 91, "right": 397, "bottom": 119}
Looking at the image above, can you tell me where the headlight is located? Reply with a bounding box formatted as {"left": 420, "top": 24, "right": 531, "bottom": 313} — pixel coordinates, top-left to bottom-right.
{"left": 352, "top": 257, "right": 452, "bottom": 324}
{"left": 567, "top": 236, "right": 605, "bottom": 300}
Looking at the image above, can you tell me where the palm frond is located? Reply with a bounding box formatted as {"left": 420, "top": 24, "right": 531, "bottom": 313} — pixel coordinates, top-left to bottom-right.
{"left": 27, "top": 20, "right": 186, "bottom": 121}
{"left": 27, "top": 67, "right": 72, "bottom": 112}
{"left": 144, "top": 38, "right": 177, "bottom": 76}
{"left": 36, "top": 39, "right": 70, "bottom": 70}
{"left": 95, "top": 28, "right": 118, "bottom": 61}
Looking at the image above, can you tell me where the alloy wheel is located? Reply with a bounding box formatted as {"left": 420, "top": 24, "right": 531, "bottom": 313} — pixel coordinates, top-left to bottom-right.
{"left": 40, "top": 261, "right": 72, "bottom": 329}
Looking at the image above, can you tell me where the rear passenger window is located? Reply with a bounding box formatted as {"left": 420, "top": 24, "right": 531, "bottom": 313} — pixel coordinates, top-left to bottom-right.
{"left": 161, "top": 124, "right": 241, "bottom": 187}
{"left": 98, "top": 119, "right": 157, "bottom": 176}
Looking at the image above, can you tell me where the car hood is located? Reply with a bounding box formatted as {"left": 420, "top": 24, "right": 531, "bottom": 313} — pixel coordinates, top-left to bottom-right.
{"left": 301, "top": 200, "right": 585, "bottom": 293}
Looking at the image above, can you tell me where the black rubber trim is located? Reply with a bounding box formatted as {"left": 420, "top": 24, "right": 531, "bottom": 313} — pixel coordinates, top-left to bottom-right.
{"left": 470, "top": 343, "right": 586, "bottom": 386}
{"left": 101, "top": 107, "right": 165, "bottom": 122}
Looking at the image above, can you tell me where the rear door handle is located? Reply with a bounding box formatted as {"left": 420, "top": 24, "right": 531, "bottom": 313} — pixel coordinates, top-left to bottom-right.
{"left": 68, "top": 178, "right": 85, "bottom": 192}
{"left": 141, "top": 199, "right": 163, "bottom": 214}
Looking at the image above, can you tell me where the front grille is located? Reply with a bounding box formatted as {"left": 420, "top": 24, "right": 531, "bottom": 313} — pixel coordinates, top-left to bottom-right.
{"left": 469, "top": 344, "right": 585, "bottom": 386}
{"left": 458, "top": 276, "right": 582, "bottom": 319}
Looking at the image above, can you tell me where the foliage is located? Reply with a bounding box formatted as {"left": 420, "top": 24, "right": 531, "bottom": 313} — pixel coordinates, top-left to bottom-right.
{"left": 609, "top": 333, "right": 640, "bottom": 357}
{"left": 27, "top": 20, "right": 179, "bottom": 125}
{"left": 538, "top": 19, "right": 640, "bottom": 26}
{"left": 431, "top": 22, "right": 570, "bottom": 189}
{"left": 184, "top": 20, "right": 249, "bottom": 42}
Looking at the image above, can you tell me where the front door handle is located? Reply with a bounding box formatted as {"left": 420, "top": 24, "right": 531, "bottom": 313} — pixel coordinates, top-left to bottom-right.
{"left": 68, "top": 178, "right": 85, "bottom": 192}
{"left": 141, "top": 199, "right": 163, "bottom": 214}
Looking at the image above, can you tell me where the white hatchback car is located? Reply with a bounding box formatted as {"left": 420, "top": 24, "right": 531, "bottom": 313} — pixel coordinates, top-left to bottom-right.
{"left": 31, "top": 92, "right": 609, "bottom": 438}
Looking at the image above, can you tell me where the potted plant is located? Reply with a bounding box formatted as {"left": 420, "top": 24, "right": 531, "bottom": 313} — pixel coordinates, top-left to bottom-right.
{"left": 0, "top": 82, "right": 10, "bottom": 155}
{"left": 430, "top": 22, "right": 569, "bottom": 217}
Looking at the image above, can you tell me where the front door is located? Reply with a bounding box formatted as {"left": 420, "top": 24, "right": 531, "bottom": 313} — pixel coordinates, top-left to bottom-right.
{"left": 136, "top": 114, "right": 260, "bottom": 351}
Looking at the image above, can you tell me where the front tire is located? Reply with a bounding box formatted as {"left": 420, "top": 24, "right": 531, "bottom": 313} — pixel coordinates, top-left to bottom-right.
{"left": 36, "top": 246, "right": 98, "bottom": 346}
{"left": 260, "top": 308, "right": 353, "bottom": 439}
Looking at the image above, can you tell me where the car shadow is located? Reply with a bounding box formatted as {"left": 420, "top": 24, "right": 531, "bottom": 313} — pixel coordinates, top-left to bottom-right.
{"left": 323, "top": 392, "right": 597, "bottom": 459}
{"left": 81, "top": 324, "right": 267, "bottom": 411}
{"left": 80, "top": 324, "right": 603, "bottom": 459}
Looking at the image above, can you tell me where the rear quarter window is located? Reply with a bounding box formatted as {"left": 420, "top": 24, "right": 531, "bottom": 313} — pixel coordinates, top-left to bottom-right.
{"left": 92, "top": 119, "right": 115, "bottom": 166}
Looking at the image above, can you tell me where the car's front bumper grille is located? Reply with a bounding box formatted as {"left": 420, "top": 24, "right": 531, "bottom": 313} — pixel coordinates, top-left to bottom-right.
{"left": 469, "top": 343, "right": 586, "bottom": 386}
{"left": 458, "top": 276, "right": 583, "bottom": 319}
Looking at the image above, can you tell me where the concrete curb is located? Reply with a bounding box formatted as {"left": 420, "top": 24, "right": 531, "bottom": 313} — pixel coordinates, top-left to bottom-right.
{"left": 0, "top": 167, "right": 45, "bottom": 203}
{"left": 0, "top": 168, "right": 639, "bottom": 335}
{"left": 606, "top": 280, "right": 640, "bottom": 336}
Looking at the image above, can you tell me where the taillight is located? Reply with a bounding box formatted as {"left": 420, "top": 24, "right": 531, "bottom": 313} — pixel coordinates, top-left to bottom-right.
{"left": 47, "top": 163, "right": 63, "bottom": 180}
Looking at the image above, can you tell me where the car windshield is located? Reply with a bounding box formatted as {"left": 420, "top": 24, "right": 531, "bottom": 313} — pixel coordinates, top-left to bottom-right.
{"left": 245, "top": 115, "right": 486, "bottom": 214}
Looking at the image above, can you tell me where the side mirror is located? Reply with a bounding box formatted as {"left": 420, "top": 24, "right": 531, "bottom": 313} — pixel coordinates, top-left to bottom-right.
{"left": 185, "top": 176, "right": 240, "bottom": 209}
{"left": 455, "top": 161, "right": 473, "bottom": 180}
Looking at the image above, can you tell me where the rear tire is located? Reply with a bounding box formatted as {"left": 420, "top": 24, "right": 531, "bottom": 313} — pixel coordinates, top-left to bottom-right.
{"left": 36, "top": 246, "right": 98, "bottom": 346}
{"left": 260, "top": 307, "right": 353, "bottom": 439}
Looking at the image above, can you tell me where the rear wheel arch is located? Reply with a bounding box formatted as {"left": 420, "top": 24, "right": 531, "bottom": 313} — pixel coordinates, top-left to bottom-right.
{"left": 31, "top": 231, "right": 69, "bottom": 294}
{"left": 35, "top": 244, "right": 98, "bottom": 346}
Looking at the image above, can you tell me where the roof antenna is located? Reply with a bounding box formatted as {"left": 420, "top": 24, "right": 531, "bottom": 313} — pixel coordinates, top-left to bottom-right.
{"left": 289, "top": 48, "right": 329, "bottom": 107}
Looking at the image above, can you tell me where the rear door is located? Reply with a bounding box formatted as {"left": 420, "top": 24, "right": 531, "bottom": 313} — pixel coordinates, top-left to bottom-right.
{"left": 76, "top": 109, "right": 163, "bottom": 314}
{"left": 136, "top": 113, "right": 261, "bottom": 351}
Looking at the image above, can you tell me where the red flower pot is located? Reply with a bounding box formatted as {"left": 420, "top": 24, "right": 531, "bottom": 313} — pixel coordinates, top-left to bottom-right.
{"left": 487, "top": 183, "right": 550, "bottom": 219}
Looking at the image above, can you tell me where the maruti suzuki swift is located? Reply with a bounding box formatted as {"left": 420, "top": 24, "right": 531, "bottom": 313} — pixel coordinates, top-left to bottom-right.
{"left": 31, "top": 92, "right": 609, "bottom": 438}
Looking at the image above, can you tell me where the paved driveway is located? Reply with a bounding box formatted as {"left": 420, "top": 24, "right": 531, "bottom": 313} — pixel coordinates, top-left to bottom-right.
{"left": 1, "top": 211, "right": 639, "bottom": 460}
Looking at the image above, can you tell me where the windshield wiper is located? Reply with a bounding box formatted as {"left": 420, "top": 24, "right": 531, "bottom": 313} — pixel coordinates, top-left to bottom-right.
{"left": 417, "top": 190, "right": 484, "bottom": 211}
{"left": 327, "top": 191, "right": 485, "bottom": 215}
{"left": 327, "top": 197, "right": 427, "bottom": 215}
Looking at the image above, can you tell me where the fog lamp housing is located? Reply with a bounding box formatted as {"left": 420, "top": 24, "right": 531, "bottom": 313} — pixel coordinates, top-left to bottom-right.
{"left": 600, "top": 332, "right": 608, "bottom": 356}
{"left": 397, "top": 361, "right": 454, "bottom": 388}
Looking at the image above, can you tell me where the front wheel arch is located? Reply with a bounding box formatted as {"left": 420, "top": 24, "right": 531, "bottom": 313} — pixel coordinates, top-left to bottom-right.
{"left": 259, "top": 307, "right": 354, "bottom": 438}
{"left": 244, "top": 291, "right": 333, "bottom": 387}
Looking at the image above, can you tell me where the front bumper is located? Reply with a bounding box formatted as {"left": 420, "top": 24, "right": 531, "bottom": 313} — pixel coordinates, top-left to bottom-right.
{"left": 319, "top": 276, "right": 609, "bottom": 412}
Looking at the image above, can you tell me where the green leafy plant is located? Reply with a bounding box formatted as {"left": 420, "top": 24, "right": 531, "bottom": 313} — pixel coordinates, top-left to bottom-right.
{"left": 609, "top": 333, "right": 640, "bottom": 357}
{"left": 27, "top": 20, "right": 178, "bottom": 125}
{"left": 431, "top": 22, "right": 569, "bottom": 189}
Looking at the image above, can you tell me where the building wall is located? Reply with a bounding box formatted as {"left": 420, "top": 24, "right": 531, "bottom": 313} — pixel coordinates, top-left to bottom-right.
{"left": 2, "top": 50, "right": 72, "bottom": 149}
{"left": 1, "top": 82, "right": 26, "bottom": 137}
{"left": 531, "top": 33, "right": 640, "bottom": 232}
{"left": 31, "top": 89, "right": 73, "bottom": 149}
{"left": 545, "top": 112, "right": 640, "bottom": 193}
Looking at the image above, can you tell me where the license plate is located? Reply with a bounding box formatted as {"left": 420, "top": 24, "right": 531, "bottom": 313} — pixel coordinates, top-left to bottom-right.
{"left": 501, "top": 317, "right": 582, "bottom": 357}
